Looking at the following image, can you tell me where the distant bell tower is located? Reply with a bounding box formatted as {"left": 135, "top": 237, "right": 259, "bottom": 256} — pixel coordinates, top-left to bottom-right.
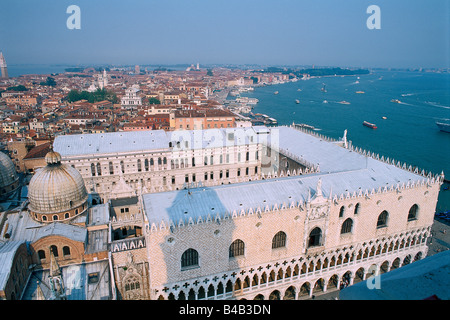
{"left": 0, "top": 51, "right": 8, "bottom": 79}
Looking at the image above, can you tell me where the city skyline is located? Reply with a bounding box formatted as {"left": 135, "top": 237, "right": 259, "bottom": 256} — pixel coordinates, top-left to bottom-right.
{"left": 0, "top": 0, "right": 449, "bottom": 69}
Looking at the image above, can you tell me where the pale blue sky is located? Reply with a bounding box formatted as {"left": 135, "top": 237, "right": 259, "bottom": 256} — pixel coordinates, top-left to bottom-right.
{"left": 0, "top": 0, "right": 448, "bottom": 68}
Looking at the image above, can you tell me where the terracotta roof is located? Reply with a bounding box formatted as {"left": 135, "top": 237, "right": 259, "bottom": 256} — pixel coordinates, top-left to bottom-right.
{"left": 23, "top": 142, "right": 52, "bottom": 160}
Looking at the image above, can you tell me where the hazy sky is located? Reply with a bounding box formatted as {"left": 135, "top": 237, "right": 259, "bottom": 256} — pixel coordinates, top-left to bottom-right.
{"left": 0, "top": 0, "right": 449, "bottom": 68}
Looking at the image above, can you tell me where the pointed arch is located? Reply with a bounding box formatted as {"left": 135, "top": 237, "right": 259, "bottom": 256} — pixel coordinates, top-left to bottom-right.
{"left": 272, "top": 231, "right": 287, "bottom": 249}
{"left": 408, "top": 204, "right": 419, "bottom": 221}
{"left": 269, "top": 290, "right": 281, "bottom": 300}
{"left": 308, "top": 227, "right": 322, "bottom": 247}
{"left": 341, "top": 218, "right": 353, "bottom": 234}
{"left": 377, "top": 210, "right": 389, "bottom": 228}
{"left": 284, "top": 286, "right": 296, "bottom": 300}
{"left": 207, "top": 284, "right": 215, "bottom": 298}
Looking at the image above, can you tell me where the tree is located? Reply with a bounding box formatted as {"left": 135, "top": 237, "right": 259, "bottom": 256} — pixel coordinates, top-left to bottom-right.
{"left": 7, "top": 85, "right": 28, "bottom": 91}
{"left": 148, "top": 97, "right": 160, "bottom": 105}
{"left": 66, "top": 88, "right": 118, "bottom": 104}
{"left": 206, "top": 69, "right": 213, "bottom": 76}
{"left": 40, "top": 77, "right": 57, "bottom": 87}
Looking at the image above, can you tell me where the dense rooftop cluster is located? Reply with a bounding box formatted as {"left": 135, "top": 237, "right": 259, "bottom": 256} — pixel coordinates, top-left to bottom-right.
{"left": 0, "top": 65, "right": 294, "bottom": 173}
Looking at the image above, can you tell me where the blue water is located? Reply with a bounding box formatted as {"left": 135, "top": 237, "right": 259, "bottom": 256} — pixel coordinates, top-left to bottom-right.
{"left": 7, "top": 65, "right": 71, "bottom": 77}
{"left": 242, "top": 71, "right": 450, "bottom": 212}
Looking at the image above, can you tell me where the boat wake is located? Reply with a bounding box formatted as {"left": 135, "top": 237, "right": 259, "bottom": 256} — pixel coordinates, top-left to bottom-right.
{"left": 425, "top": 101, "right": 450, "bottom": 110}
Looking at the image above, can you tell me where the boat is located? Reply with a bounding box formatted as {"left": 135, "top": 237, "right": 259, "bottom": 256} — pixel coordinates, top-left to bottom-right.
{"left": 382, "top": 116, "right": 387, "bottom": 120}
{"left": 295, "top": 99, "right": 300, "bottom": 104}
{"left": 321, "top": 84, "right": 327, "bottom": 93}
{"left": 391, "top": 99, "right": 401, "bottom": 103}
{"left": 274, "top": 91, "right": 279, "bottom": 95}
{"left": 363, "top": 121, "right": 377, "bottom": 129}
{"left": 356, "top": 91, "right": 365, "bottom": 94}
{"left": 436, "top": 121, "right": 450, "bottom": 133}
{"left": 338, "top": 101, "right": 350, "bottom": 105}
{"left": 322, "top": 100, "right": 328, "bottom": 104}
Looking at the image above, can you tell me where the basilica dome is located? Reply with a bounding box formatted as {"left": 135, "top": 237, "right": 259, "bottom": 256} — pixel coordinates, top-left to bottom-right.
{"left": 28, "top": 150, "right": 88, "bottom": 222}
{"left": 0, "top": 151, "right": 19, "bottom": 200}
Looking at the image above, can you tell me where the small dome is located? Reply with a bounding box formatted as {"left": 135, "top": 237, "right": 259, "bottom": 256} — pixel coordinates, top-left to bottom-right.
{"left": 28, "top": 151, "right": 88, "bottom": 216}
{"left": 0, "top": 151, "right": 19, "bottom": 198}
{"left": 44, "top": 150, "right": 62, "bottom": 165}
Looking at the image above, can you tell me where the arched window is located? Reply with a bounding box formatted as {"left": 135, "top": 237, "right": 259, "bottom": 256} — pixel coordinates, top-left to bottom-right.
{"left": 144, "top": 159, "right": 149, "bottom": 171}
{"left": 91, "top": 163, "right": 96, "bottom": 176}
{"left": 109, "top": 161, "right": 114, "bottom": 175}
{"left": 150, "top": 158, "right": 154, "bottom": 166}
{"left": 38, "top": 250, "right": 46, "bottom": 260}
{"left": 181, "top": 248, "right": 199, "bottom": 269}
{"left": 53, "top": 215, "right": 58, "bottom": 221}
{"left": 341, "top": 218, "right": 353, "bottom": 234}
{"left": 96, "top": 162, "right": 102, "bottom": 176}
{"left": 64, "top": 212, "right": 70, "bottom": 219}
{"left": 63, "top": 246, "right": 71, "bottom": 256}
{"left": 272, "top": 231, "right": 286, "bottom": 249}
{"left": 137, "top": 159, "right": 142, "bottom": 172}
{"left": 50, "top": 245, "right": 58, "bottom": 257}
{"left": 158, "top": 157, "right": 162, "bottom": 165}
{"left": 308, "top": 227, "right": 322, "bottom": 247}
{"left": 408, "top": 204, "right": 418, "bottom": 221}
{"left": 124, "top": 276, "right": 141, "bottom": 292}
{"left": 354, "top": 203, "right": 361, "bottom": 215}
{"left": 339, "top": 206, "right": 345, "bottom": 217}
{"left": 229, "top": 239, "right": 245, "bottom": 258}
{"left": 377, "top": 210, "right": 389, "bottom": 228}
{"left": 120, "top": 161, "right": 125, "bottom": 173}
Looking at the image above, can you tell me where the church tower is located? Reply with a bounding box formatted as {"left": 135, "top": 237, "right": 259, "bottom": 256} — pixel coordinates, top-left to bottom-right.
{"left": 96, "top": 69, "right": 108, "bottom": 89}
{"left": 0, "top": 51, "right": 8, "bottom": 79}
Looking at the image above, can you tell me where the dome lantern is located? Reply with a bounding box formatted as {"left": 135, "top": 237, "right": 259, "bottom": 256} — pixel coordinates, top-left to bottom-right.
{"left": 45, "top": 150, "right": 62, "bottom": 165}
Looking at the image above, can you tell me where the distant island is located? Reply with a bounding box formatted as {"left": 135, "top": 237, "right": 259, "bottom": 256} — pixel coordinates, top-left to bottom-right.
{"left": 65, "top": 67, "right": 85, "bottom": 73}
{"left": 260, "top": 66, "right": 370, "bottom": 77}
{"left": 296, "top": 67, "right": 370, "bottom": 77}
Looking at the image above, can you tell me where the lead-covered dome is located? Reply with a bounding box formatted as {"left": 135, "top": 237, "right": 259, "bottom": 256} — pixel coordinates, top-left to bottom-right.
{"left": 28, "top": 150, "right": 88, "bottom": 222}
{"left": 0, "top": 151, "right": 19, "bottom": 200}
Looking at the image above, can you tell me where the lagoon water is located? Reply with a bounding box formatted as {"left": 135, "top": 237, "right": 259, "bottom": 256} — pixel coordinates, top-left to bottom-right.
{"left": 7, "top": 65, "right": 71, "bottom": 77}
{"left": 242, "top": 71, "right": 450, "bottom": 212}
